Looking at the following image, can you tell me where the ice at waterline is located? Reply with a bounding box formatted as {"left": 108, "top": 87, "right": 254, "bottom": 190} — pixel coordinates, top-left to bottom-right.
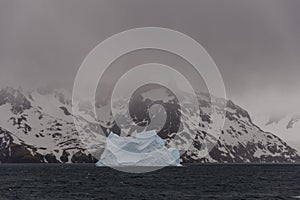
{"left": 96, "top": 130, "right": 181, "bottom": 167}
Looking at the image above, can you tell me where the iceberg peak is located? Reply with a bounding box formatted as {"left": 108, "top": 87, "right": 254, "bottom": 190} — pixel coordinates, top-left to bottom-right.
{"left": 96, "top": 130, "right": 181, "bottom": 171}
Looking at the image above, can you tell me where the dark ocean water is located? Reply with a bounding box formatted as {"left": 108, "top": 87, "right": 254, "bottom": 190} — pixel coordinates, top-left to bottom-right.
{"left": 0, "top": 164, "right": 300, "bottom": 200}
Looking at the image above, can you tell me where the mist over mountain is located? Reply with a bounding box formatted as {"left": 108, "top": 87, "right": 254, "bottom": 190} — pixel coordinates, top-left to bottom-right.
{"left": 1, "top": 0, "right": 300, "bottom": 123}
{"left": 0, "top": 85, "right": 298, "bottom": 164}
{"left": 254, "top": 113, "right": 300, "bottom": 152}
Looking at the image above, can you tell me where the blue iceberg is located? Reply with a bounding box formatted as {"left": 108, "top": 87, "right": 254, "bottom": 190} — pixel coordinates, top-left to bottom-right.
{"left": 96, "top": 130, "right": 181, "bottom": 167}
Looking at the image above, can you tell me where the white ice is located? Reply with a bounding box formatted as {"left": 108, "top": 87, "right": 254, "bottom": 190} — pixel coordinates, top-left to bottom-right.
{"left": 96, "top": 130, "right": 181, "bottom": 167}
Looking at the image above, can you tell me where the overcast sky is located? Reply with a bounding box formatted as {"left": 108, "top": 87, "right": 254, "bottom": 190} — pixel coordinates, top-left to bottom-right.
{"left": 0, "top": 0, "right": 300, "bottom": 117}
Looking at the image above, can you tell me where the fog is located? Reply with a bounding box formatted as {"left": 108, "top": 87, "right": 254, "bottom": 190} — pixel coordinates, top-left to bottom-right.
{"left": 0, "top": 0, "right": 300, "bottom": 117}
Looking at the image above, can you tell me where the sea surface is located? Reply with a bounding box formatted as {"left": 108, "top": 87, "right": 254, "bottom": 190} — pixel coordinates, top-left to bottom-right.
{"left": 0, "top": 164, "right": 300, "bottom": 200}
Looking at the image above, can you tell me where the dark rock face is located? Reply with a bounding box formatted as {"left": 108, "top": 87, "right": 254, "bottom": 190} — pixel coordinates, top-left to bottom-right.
{"left": 59, "top": 106, "right": 72, "bottom": 116}
{"left": 71, "top": 151, "right": 96, "bottom": 163}
{"left": 60, "top": 151, "right": 70, "bottom": 163}
{"left": 0, "top": 87, "right": 31, "bottom": 114}
{"left": 0, "top": 128, "right": 43, "bottom": 163}
{"left": 0, "top": 86, "right": 299, "bottom": 164}
{"left": 103, "top": 84, "right": 299, "bottom": 163}
{"left": 129, "top": 84, "right": 181, "bottom": 139}
{"left": 0, "top": 127, "right": 96, "bottom": 164}
{"left": 45, "top": 154, "right": 60, "bottom": 163}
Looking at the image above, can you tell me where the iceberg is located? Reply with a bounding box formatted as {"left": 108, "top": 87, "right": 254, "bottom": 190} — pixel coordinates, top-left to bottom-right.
{"left": 96, "top": 130, "right": 181, "bottom": 168}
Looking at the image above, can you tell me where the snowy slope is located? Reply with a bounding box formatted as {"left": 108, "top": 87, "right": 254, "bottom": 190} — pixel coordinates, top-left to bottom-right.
{"left": 94, "top": 85, "right": 299, "bottom": 163}
{"left": 0, "top": 87, "right": 100, "bottom": 163}
{"left": 0, "top": 86, "right": 298, "bottom": 163}
{"left": 254, "top": 113, "right": 300, "bottom": 152}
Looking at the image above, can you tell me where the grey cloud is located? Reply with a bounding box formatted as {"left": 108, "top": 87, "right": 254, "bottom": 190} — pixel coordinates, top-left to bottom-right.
{"left": 0, "top": 0, "right": 300, "bottom": 116}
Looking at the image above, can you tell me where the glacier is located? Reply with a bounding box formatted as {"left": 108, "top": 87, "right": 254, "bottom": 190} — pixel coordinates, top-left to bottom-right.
{"left": 96, "top": 130, "right": 181, "bottom": 167}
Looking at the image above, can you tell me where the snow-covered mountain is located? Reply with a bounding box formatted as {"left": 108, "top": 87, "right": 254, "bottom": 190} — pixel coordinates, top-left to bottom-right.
{"left": 0, "top": 86, "right": 298, "bottom": 163}
{"left": 254, "top": 113, "right": 300, "bottom": 152}
{"left": 0, "top": 86, "right": 101, "bottom": 163}
{"left": 107, "top": 85, "right": 299, "bottom": 163}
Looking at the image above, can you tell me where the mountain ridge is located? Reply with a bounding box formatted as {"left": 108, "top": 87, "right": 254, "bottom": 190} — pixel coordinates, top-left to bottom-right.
{"left": 0, "top": 86, "right": 298, "bottom": 164}
{"left": 254, "top": 112, "right": 300, "bottom": 152}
